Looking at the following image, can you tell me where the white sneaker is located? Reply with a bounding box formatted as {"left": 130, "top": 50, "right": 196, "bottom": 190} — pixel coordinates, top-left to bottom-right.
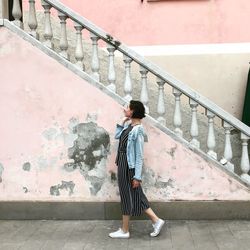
{"left": 109, "top": 228, "right": 130, "bottom": 239}
{"left": 150, "top": 219, "right": 165, "bottom": 237}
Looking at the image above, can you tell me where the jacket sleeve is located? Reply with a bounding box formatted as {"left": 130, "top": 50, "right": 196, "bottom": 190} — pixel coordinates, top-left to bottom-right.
{"left": 114, "top": 124, "right": 124, "bottom": 139}
{"left": 133, "top": 129, "right": 144, "bottom": 181}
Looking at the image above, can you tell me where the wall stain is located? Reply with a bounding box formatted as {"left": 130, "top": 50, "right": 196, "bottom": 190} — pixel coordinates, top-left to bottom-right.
{"left": 42, "top": 127, "right": 57, "bottom": 141}
{"left": 23, "top": 162, "right": 31, "bottom": 171}
{"left": 50, "top": 181, "right": 75, "bottom": 196}
{"left": 23, "top": 187, "right": 28, "bottom": 193}
{"left": 169, "top": 145, "right": 177, "bottom": 159}
{"left": 68, "top": 122, "right": 110, "bottom": 168}
{"left": 155, "top": 178, "right": 174, "bottom": 189}
{"left": 0, "top": 163, "right": 3, "bottom": 183}
{"left": 110, "top": 171, "right": 117, "bottom": 182}
{"left": 142, "top": 166, "right": 174, "bottom": 194}
{"left": 63, "top": 120, "right": 110, "bottom": 195}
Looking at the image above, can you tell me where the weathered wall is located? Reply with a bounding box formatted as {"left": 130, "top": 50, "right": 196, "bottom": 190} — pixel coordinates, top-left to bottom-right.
{"left": 1, "top": 27, "right": 250, "bottom": 201}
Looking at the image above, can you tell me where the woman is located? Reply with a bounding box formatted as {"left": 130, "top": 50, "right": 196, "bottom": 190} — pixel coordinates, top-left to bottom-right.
{"left": 109, "top": 100, "right": 165, "bottom": 239}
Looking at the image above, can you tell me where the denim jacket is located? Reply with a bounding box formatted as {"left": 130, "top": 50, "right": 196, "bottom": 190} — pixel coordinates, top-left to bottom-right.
{"left": 115, "top": 124, "right": 147, "bottom": 181}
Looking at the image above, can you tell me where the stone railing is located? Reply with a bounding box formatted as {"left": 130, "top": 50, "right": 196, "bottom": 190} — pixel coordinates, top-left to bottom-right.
{"left": 3, "top": 0, "right": 250, "bottom": 185}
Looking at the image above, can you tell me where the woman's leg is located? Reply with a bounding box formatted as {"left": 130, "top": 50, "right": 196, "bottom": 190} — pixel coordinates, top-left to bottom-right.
{"left": 122, "top": 215, "right": 130, "bottom": 232}
{"left": 144, "top": 207, "right": 159, "bottom": 223}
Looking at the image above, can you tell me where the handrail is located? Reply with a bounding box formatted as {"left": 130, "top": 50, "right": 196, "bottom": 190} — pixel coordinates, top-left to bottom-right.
{"left": 44, "top": 0, "right": 250, "bottom": 136}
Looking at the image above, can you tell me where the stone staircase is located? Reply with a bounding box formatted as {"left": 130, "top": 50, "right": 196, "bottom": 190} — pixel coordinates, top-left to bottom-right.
{"left": 2, "top": 0, "right": 250, "bottom": 186}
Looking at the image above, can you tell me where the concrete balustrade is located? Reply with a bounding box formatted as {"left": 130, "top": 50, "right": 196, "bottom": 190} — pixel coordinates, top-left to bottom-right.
{"left": 107, "top": 44, "right": 116, "bottom": 92}
{"left": 173, "top": 88, "right": 183, "bottom": 137}
{"left": 156, "top": 77, "right": 166, "bottom": 126}
{"left": 58, "top": 11, "right": 69, "bottom": 60}
{"left": 222, "top": 121, "right": 234, "bottom": 173}
{"left": 41, "top": 0, "right": 53, "bottom": 49}
{"left": 189, "top": 99, "right": 200, "bottom": 148}
{"left": 240, "top": 133, "right": 250, "bottom": 185}
{"left": 139, "top": 66, "right": 149, "bottom": 114}
{"left": 28, "top": 0, "right": 37, "bottom": 38}
{"left": 12, "top": 0, "right": 22, "bottom": 28}
{"left": 90, "top": 32, "right": 100, "bottom": 81}
{"left": 123, "top": 54, "right": 133, "bottom": 102}
{"left": 206, "top": 110, "right": 217, "bottom": 160}
{"left": 74, "top": 22, "right": 84, "bottom": 70}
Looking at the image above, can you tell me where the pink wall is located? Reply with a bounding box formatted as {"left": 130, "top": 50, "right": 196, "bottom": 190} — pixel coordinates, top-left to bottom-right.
{"left": 1, "top": 27, "right": 250, "bottom": 201}
{"left": 23, "top": 0, "right": 250, "bottom": 46}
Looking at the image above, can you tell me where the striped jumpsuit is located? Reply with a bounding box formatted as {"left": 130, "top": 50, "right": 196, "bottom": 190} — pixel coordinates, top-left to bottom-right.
{"left": 115, "top": 124, "right": 150, "bottom": 216}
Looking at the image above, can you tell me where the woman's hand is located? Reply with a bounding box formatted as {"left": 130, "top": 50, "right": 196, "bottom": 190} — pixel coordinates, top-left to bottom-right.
{"left": 132, "top": 179, "right": 141, "bottom": 189}
{"left": 122, "top": 116, "right": 130, "bottom": 125}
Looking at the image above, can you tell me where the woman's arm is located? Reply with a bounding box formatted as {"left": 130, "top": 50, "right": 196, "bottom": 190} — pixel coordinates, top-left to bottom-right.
{"left": 133, "top": 130, "right": 144, "bottom": 181}
{"left": 114, "top": 117, "right": 130, "bottom": 139}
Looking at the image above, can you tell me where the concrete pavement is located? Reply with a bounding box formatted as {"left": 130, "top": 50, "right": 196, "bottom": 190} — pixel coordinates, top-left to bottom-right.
{"left": 0, "top": 220, "right": 250, "bottom": 250}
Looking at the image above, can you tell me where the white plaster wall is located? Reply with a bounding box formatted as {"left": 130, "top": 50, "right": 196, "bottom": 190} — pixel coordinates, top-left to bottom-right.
{"left": 0, "top": 27, "right": 250, "bottom": 201}
{"left": 134, "top": 49, "right": 250, "bottom": 119}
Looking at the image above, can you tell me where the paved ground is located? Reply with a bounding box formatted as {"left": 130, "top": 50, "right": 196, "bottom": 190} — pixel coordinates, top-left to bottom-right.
{"left": 0, "top": 220, "right": 250, "bottom": 250}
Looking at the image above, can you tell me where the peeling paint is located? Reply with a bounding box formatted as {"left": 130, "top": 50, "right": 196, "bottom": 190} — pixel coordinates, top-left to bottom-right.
{"left": 110, "top": 172, "right": 117, "bottom": 182}
{"left": 69, "top": 122, "right": 110, "bottom": 167}
{"left": 142, "top": 165, "right": 174, "bottom": 194}
{"left": 168, "top": 145, "right": 177, "bottom": 159}
{"left": 64, "top": 121, "right": 110, "bottom": 195}
{"left": 23, "top": 187, "right": 28, "bottom": 193}
{"left": 42, "top": 127, "right": 57, "bottom": 140}
{"left": 0, "top": 163, "right": 3, "bottom": 183}
{"left": 63, "top": 162, "right": 77, "bottom": 172}
{"left": 37, "top": 156, "right": 48, "bottom": 168}
{"left": 23, "top": 162, "right": 31, "bottom": 171}
{"left": 50, "top": 181, "right": 75, "bottom": 196}
{"left": 155, "top": 178, "right": 174, "bottom": 189}
{"left": 68, "top": 117, "right": 79, "bottom": 132}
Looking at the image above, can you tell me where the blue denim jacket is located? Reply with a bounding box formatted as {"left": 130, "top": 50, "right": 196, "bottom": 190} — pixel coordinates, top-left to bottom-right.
{"left": 115, "top": 124, "right": 147, "bottom": 181}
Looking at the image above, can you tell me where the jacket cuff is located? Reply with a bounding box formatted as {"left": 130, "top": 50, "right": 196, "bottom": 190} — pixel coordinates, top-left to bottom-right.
{"left": 116, "top": 124, "right": 124, "bottom": 128}
{"left": 133, "top": 176, "right": 142, "bottom": 182}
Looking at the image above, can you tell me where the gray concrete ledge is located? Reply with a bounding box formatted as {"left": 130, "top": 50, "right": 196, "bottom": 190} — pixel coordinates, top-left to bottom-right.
{"left": 1, "top": 201, "right": 250, "bottom": 220}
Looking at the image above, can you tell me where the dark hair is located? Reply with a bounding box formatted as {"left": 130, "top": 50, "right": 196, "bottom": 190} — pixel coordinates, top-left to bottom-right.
{"left": 129, "top": 100, "right": 146, "bottom": 119}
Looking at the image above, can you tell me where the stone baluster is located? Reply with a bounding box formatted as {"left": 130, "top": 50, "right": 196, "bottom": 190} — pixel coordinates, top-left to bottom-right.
{"left": 123, "top": 55, "right": 133, "bottom": 102}
{"left": 139, "top": 66, "right": 149, "bottom": 114}
{"left": 58, "top": 11, "right": 69, "bottom": 60}
{"left": 189, "top": 99, "right": 200, "bottom": 148}
{"left": 107, "top": 44, "right": 116, "bottom": 92}
{"left": 206, "top": 110, "right": 217, "bottom": 160}
{"left": 74, "top": 22, "right": 84, "bottom": 70}
{"left": 156, "top": 77, "right": 166, "bottom": 125}
{"left": 90, "top": 32, "right": 100, "bottom": 81}
{"left": 240, "top": 133, "right": 250, "bottom": 185}
{"left": 221, "top": 121, "right": 234, "bottom": 172}
{"left": 28, "top": 0, "right": 38, "bottom": 39}
{"left": 12, "top": 0, "right": 23, "bottom": 28}
{"left": 173, "top": 88, "right": 183, "bottom": 137}
{"left": 41, "top": 0, "right": 53, "bottom": 49}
